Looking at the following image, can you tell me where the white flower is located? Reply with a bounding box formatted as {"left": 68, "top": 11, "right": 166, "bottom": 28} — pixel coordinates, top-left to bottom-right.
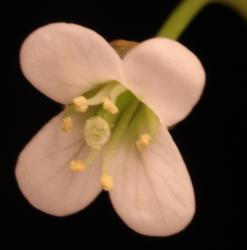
{"left": 15, "top": 23, "right": 205, "bottom": 236}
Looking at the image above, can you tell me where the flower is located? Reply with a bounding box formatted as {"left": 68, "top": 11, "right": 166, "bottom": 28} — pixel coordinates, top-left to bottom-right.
{"left": 15, "top": 23, "right": 205, "bottom": 236}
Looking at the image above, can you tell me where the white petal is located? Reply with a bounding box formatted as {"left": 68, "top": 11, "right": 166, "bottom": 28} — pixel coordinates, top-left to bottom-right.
{"left": 20, "top": 23, "right": 124, "bottom": 104}
{"left": 123, "top": 38, "right": 205, "bottom": 126}
{"left": 15, "top": 113, "right": 102, "bottom": 216}
{"left": 109, "top": 126, "right": 195, "bottom": 236}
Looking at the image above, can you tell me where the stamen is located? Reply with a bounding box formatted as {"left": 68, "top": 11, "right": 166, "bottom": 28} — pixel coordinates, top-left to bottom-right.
{"left": 103, "top": 97, "right": 119, "bottom": 114}
{"left": 70, "top": 160, "right": 86, "bottom": 173}
{"left": 60, "top": 116, "right": 73, "bottom": 133}
{"left": 101, "top": 174, "right": 113, "bottom": 191}
{"left": 87, "top": 81, "right": 117, "bottom": 106}
{"left": 136, "top": 133, "right": 151, "bottom": 150}
{"left": 83, "top": 116, "right": 111, "bottom": 150}
{"left": 73, "top": 96, "right": 88, "bottom": 112}
{"left": 103, "top": 97, "right": 140, "bottom": 167}
{"left": 70, "top": 150, "right": 99, "bottom": 174}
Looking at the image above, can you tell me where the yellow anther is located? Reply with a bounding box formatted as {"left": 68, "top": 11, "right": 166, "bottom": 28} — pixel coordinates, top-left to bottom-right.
{"left": 60, "top": 116, "right": 73, "bottom": 133}
{"left": 73, "top": 96, "right": 88, "bottom": 112}
{"left": 70, "top": 160, "right": 86, "bottom": 173}
{"left": 101, "top": 174, "right": 113, "bottom": 191}
{"left": 136, "top": 133, "right": 151, "bottom": 150}
{"left": 103, "top": 97, "right": 119, "bottom": 114}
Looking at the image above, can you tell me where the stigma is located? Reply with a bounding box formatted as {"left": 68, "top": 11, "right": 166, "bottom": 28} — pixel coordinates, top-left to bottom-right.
{"left": 136, "top": 133, "right": 151, "bottom": 150}
{"left": 70, "top": 160, "right": 86, "bottom": 172}
{"left": 60, "top": 116, "right": 73, "bottom": 133}
{"left": 83, "top": 116, "right": 111, "bottom": 150}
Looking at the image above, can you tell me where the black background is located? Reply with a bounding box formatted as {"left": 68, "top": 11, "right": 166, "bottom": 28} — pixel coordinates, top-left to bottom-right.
{"left": 1, "top": 0, "right": 243, "bottom": 248}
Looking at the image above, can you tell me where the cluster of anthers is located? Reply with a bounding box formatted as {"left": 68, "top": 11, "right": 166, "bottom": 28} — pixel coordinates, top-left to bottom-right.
{"left": 60, "top": 79, "right": 154, "bottom": 191}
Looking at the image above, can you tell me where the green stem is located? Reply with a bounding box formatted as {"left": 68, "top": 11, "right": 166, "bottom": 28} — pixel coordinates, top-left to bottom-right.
{"left": 157, "top": 0, "right": 247, "bottom": 40}
{"left": 216, "top": 0, "right": 247, "bottom": 20}
{"left": 157, "top": 0, "right": 210, "bottom": 39}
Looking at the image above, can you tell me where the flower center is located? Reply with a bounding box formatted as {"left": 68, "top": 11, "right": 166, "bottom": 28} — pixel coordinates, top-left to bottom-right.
{"left": 60, "top": 81, "right": 159, "bottom": 191}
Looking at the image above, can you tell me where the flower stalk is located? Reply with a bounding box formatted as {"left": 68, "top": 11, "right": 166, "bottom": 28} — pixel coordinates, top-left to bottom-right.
{"left": 157, "top": 0, "right": 247, "bottom": 40}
